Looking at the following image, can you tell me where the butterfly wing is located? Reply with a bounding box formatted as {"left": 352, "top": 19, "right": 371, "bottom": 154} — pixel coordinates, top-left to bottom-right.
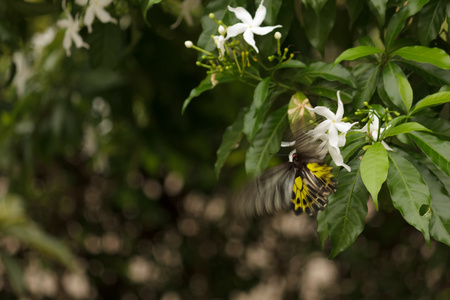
{"left": 290, "top": 163, "right": 336, "bottom": 216}
{"left": 233, "top": 162, "right": 296, "bottom": 218}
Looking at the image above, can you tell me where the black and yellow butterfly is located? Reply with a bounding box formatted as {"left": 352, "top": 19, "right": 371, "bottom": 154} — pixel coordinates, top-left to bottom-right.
{"left": 234, "top": 128, "right": 337, "bottom": 217}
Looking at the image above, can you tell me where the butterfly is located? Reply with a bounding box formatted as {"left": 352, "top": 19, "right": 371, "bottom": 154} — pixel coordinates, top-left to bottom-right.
{"left": 233, "top": 127, "right": 337, "bottom": 218}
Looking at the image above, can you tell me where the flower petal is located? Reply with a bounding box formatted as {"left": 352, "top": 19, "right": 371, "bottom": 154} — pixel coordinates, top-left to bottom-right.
{"left": 335, "top": 91, "right": 344, "bottom": 121}
{"left": 225, "top": 23, "right": 248, "bottom": 39}
{"left": 243, "top": 29, "right": 258, "bottom": 52}
{"left": 251, "top": 25, "right": 282, "bottom": 36}
{"left": 308, "top": 120, "right": 331, "bottom": 139}
{"left": 327, "top": 125, "right": 340, "bottom": 148}
{"left": 307, "top": 106, "right": 335, "bottom": 120}
{"left": 335, "top": 121, "right": 357, "bottom": 133}
{"left": 328, "top": 145, "right": 351, "bottom": 172}
{"left": 228, "top": 6, "right": 253, "bottom": 25}
{"left": 382, "top": 141, "right": 393, "bottom": 151}
{"left": 84, "top": 6, "right": 95, "bottom": 32}
{"left": 95, "top": 7, "right": 117, "bottom": 24}
{"left": 252, "top": 0, "right": 266, "bottom": 26}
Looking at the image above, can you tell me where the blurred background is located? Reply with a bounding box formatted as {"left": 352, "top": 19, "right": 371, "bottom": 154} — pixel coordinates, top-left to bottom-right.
{"left": 1, "top": 0, "right": 450, "bottom": 299}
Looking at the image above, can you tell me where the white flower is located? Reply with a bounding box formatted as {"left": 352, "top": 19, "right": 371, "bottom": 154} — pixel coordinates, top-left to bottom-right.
{"left": 226, "top": 0, "right": 282, "bottom": 53}
{"left": 316, "top": 133, "right": 351, "bottom": 172}
{"left": 307, "top": 91, "right": 357, "bottom": 171}
{"left": 358, "top": 111, "right": 393, "bottom": 151}
{"left": 12, "top": 52, "right": 33, "bottom": 96}
{"left": 31, "top": 27, "right": 56, "bottom": 51}
{"left": 213, "top": 35, "right": 226, "bottom": 57}
{"left": 75, "top": 0, "right": 88, "bottom": 5}
{"left": 84, "top": 0, "right": 117, "bottom": 33}
{"left": 58, "top": 12, "right": 89, "bottom": 56}
{"left": 307, "top": 91, "right": 356, "bottom": 148}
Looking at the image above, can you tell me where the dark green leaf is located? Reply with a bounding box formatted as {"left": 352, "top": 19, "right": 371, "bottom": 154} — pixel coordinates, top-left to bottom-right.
{"left": 385, "top": 0, "right": 430, "bottom": 50}
{"left": 383, "top": 122, "right": 431, "bottom": 138}
{"left": 360, "top": 142, "right": 389, "bottom": 210}
{"left": 245, "top": 106, "right": 288, "bottom": 176}
{"left": 413, "top": 116, "right": 450, "bottom": 139}
{"left": 324, "top": 158, "right": 369, "bottom": 258}
{"left": 410, "top": 91, "right": 450, "bottom": 114}
{"left": 353, "top": 63, "right": 381, "bottom": 109}
{"left": 346, "top": 0, "right": 364, "bottom": 27}
{"left": 417, "top": 0, "right": 447, "bottom": 46}
{"left": 382, "top": 62, "right": 409, "bottom": 112}
{"left": 367, "top": 0, "right": 389, "bottom": 26}
{"left": 387, "top": 151, "right": 431, "bottom": 244}
{"left": 243, "top": 78, "right": 272, "bottom": 142}
{"left": 409, "top": 131, "right": 450, "bottom": 177}
{"left": 398, "top": 59, "right": 450, "bottom": 86}
{"left": 302, "top": 0, "right": 336, "bottom": 53}
{"left": 295, "top": 62, "right": 356, "bottom": 88}
{"left": 87, "top": 23, "right": 122, "bottom": 69}
{"left": 415, "top": 163, "right": 450, "bottom": 247}
{"left": 317, "top": 210, "right": 329, "bottom": 249}
{"left": 309, "top": 83, "right": 353, "bottom": 103}
{"left": 393, "top": 46, "right": 450, "bottom": 69}
{"left": 140, "top": 0, "right": 162, "bottom": 18}
{"left": 263, "top": 0, "right": 283, "bottom": 24}
{"left": 182, "top": 73, "right": 235, "bottom": 114}
{"left": 302, "top": 0, "right": 329, "bottom": 14}
{"left": 215, "top": 109, "right": 247, "bottom": 177}
{"left": 6, "top": 0, "right": 56, "bottom": 17}
{"left": 334, "top": 46, "right": 384, "bottom": 65}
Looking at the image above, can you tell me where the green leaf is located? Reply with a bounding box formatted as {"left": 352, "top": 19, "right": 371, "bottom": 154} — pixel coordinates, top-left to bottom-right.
{"left": 417, "top": 164, "right": 450, "bottom": 247}
{"left": 346, "top": 0, "right": 364, "bottom": 27}
{"left": 360, "top": 142, "right": 389, "bottom": 210}
{"left": 87, "top": 23, "right": 122, "bottom": 69}
{"left": 393, "top": 46, "right": 450, "bottom": 69}
{"left": 367, "top": 0, "right": 389, "bottom": 26}
{"left": 353, "top": 63, "right": 381, "bottom": 109}
{"left": 413, "top": 116, "right": 450, "bottom": 139}
{"left": 245, "top": 106, "right": 288, "bottom": 176}
{"left": 385, "top": 0, "right": 430, "bottom": 50}
{"left": 334, "top": 46, "right": 384, "bottom": 65}
{"left": 1, "top": 254, "right": 25, "bottom": 296}
{"left": 409, "top": 131, "right": 450, "bottom": 177}
{"left": 309, "top": 83, "right": 353, "bottom": 103}
{"left": 317, "top": 210, "right": 329, "bottom": 249}
{"left": 295, "top": 62, "right": 356, "bottom": 88}
{"left": 397, "top": 73, "right": 413, "bottom": 113}
{"left": 410, "top": 91, "right": 450, "bottom": 114}
{"left": 383, "top": 122, "right": 431, "bottom": 138}
{"left": 302, "top": 0, "right": 336, "bottom": 53}
{"left": 324, "top": 158, "right": 369, "bottom": 258}
{"left": 382, "top": 62, "right": 409, "bottom": 112}
{"left": 398, "top": 59, "right": 450, "bottom": 86}
{"left": 6, "top": 0, "right": 56, "bottom": 17}
{"left": 182, "top": 73, "right": 234, "bottom": 114}
{"left": 387, "top": 151, "right": 431, "bottom": 244}
{"left": 417, "top": 0, "right": 447, "bottom": 46}
{"left": 275, "top": 60, "right": 306, "bottom": 70}
{"left": 302, "top": 0, "right": 329, "bottom": 14}
{"left": 215, "top": 109, "right": 247, "bottom": 177}
{"left": 243, "top": 78, "right": 272, "bottom": 142}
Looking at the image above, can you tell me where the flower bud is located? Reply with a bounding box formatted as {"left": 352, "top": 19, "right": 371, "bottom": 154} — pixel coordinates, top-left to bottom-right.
{"left": 185, "top": 40, "right": 193, "bottom": 48}
{"left": 218, "top": 25, "right": 225, "bottom": 35}
{"left": 274, "top": 32, "right": 281, "bottom": 40}
{"left": 209, "top": 13, "right": 215, "bottom": 19}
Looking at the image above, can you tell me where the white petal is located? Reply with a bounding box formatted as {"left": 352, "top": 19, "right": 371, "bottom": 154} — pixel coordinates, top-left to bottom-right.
{"left": 308, "top": 106, "right": 336, "bottom": 120}
{"left": 252, "top": 0, "right": 266, "bottom": 26}
{"left": 327, "top": 125, "right": 340, "bottom": 148}
{"left": 84, "top": 6, "right": 95, "bottom": 32}
{"left": 95, "top": 7, "right": 117, "bottom": 24}
{"left": 243, "top": 29, "right": 258, "bottom": 52}
{"left": 251, "top": 25, "right": 282, "bottom": 36}
{"left": 75, "top": 0, "right": 88, "bottom": 6}
{"left": 62, "top": 31, "right": 72, "bottom": 56}
{"left": 308, "top": 120, "right": 331, "bottom": 139}
{"left": 382, "top": 141, "right": 393, "bottom": 151}
{"left": 328, "top": 145, "right": 351, "bottom": 172}
{"left": 228, "top": 6, "right": 253, "bottom": 25}
{"left": 57, "top": 19, "right": 70, "bottom": 28}
{"left": 225, "top": 23, "right": 248, "bottom": 39}
{"left": 335, "top": 91, "right": 344, "bottom": 121}
{"left": 357, "top": 123, "right": 369, "bottom": 133}
{"left": 335, "top": 121, "right": 357, "bottom": 133}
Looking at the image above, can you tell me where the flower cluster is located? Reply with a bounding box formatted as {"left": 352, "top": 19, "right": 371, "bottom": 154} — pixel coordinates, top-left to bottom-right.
{"left": 184, "top": 1, "right": 291, "bottom": 77}
{"left": 58, "top": 0, "right": 117, "bottom": 56}
{"left": 307, "top": 91, "right": 357, "bottom": 172}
